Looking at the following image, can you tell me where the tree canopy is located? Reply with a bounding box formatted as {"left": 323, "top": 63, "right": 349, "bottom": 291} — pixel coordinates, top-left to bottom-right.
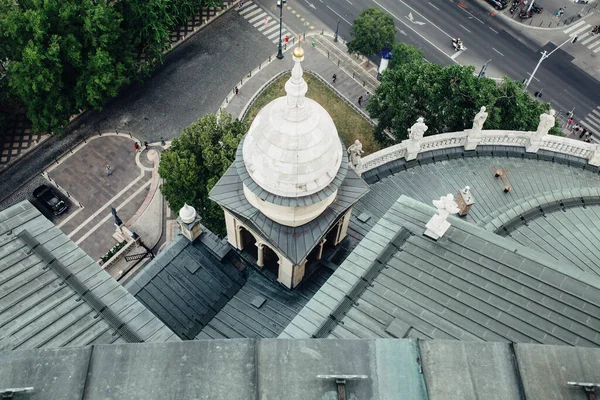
{"left": 347, "top": 8, "right": 396, "bottom": 58}
{"left": 368, "top": 43, "right": 557, "bottom": 145}
{"left": 0, "top": 0, "right": 220, "bottom": 133}
{"left": 158, "top": 113, "right": 248, "bottom": 235}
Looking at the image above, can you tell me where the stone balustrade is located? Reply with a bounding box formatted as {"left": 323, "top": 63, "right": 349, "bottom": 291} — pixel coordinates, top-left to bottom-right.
{"left": 358, "top": 129, "right": 600, "bottom": 175}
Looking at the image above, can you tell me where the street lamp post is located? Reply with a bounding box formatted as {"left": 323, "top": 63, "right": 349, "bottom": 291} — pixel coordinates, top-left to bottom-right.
{"left": 334, "top": 19, "right": 340, "bottom": 42}
{"left": 524, "top": 35, "right": 578, "bottom": 89}
{"left": 276, "top": 0, "right": 286, "bottom": 59}
{"left": 478, "top": 59, "right": 492, "bottom": 78}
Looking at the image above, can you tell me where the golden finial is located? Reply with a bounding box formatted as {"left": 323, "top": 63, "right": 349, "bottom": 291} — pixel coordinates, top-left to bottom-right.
{"left": 292, "top": 34, "right": 304, "bottom": 58}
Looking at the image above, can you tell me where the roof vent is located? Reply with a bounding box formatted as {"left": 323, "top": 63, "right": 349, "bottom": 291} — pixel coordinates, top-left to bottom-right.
{"left": 317, "top": 375, "right": 368, "bottom": 400}
{"left": 567, "top": 382, "right": 600, "bottom": 400}
{"left": 385, "top": 318, "right": 412, "bottom": 338}
{"left": 251, "top": 296, "right": 266, "bottom": 309}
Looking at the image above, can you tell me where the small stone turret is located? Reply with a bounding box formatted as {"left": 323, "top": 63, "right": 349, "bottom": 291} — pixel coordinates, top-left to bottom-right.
{"left": 177, "top": 203, "right": 202, "bottom": 242}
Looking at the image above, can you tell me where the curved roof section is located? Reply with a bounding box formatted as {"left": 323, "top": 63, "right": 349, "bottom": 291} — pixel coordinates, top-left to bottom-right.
{"left": 479, "top": 189, "right": 600, "bottom": 277}
{"left": 349, "top": 147, "right": 600, "bottom": 246}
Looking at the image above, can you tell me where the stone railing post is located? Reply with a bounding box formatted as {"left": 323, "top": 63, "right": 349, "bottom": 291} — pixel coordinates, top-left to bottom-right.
{"left": 404, "top": 117, "right": 427, "bottom": 160}
{"left": 589, "top": 144, "right": 600, "bottom": 166}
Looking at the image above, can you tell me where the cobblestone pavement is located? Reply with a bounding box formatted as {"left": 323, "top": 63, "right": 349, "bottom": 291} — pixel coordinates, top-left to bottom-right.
{"left": 0, "top": 113, "right": 48, "bottom": 170}
{"left": 42, "top": 134, "right": 154, "bottom": 261}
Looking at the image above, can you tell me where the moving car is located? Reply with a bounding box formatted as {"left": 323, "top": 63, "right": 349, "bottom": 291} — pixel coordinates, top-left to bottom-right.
{"left": 485, "top": 0, "right": 508, "bottom": 9}
{"left": 33, "top": 184, "right": 68, "bottom": 216}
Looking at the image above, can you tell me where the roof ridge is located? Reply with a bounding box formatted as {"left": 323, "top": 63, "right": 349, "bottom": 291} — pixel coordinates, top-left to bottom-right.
{"left": 399, "top": 196, "right": 600, "bottom": 293}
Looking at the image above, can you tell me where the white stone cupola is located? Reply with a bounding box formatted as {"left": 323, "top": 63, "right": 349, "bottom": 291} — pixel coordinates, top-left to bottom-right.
{"left": 209, "top": 43, "right": 369, "bottom": 289}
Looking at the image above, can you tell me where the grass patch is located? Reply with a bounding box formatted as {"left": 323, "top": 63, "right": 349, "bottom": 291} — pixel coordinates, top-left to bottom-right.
{"left": 244, "top": 72, "right": 380, "bottom": 155}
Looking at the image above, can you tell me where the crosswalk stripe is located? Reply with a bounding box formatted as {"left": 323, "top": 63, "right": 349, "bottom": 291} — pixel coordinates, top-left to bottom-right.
{"left": 586, "top": 112, "right": 600, "bottom": 125}
{"left": 563, "top": 20, "right": 587, "bottom": 34}
{"left": 582, "top": 119, "right": 600, "bottom": 132}
{"left": 267, "top": 30, "right": 281, "bottom": 40}
{"left": 254, "top": 18, "right": 267, "bottom": 27}
{"left": 263, "top": 24, "right": 280, "bottom": 35}
{"left": 591, "top": 108, "right": 600, "bottom": 118}
{"left": 257, "top": 21, "right": 276, "bottom": 31}
{"left": 571, "top": 25, "right": 592, "bottom": 37}
{"left": 594, "top": 46, "right": 600, "bottom": 53}
{"left": 243, "top": 8, "right": 263, "bottom": 19}
{"left": 589, "top": 40, "right": 600, "bottom": 49}
{"left": 249, "top": 12, "right": 267, "bottom": 23}
{"left": 581, "top": 34, "right": 598, "bottom": 45}
{"left": 239, "top": 4, "right": 257, "bottom": 14}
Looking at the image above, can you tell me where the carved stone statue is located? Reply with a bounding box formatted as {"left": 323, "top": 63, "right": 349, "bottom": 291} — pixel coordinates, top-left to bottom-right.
{"left": 408, "top": 117, "right": 428, "bottom": 141}
{"left": 534, "top": 108, "right": 556, "bottom": 139}
{"left": 111, "top": 206, "right": 122, "bottom": 227}
{"left": 347, "top": 139, "right": 364, "bottom": 170}
{"left": 472, "top": 106, "right": 488, "bottom": 133}
{"left": 424, "top": 194, "right": 460, "bottom": 240}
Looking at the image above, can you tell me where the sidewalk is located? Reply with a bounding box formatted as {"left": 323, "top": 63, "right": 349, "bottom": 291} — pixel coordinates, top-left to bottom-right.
{"left": 222, "top": 32, "right": 380, "bottom": 121}
{"left": 41, "top": 133, "right": 166, "bottom": 276}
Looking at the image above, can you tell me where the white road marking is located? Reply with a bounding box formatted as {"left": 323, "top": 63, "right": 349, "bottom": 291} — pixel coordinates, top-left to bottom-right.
{"left": 249, "top": 12, "right": 267, "bottom": 24}
{"left": 492, "top": 47, "right": 504, "bottom": 56}
{"left": 238, "top": 4, "right": 258, "bottom": 15}
{"left": 581, "top": 35, "right": 598, "bottom": 45}
{"left": 373, "top": 0, "right": 457, "bottom": 61}
{"left": 459, "top": 24, "right": 471, "bottom": 33}
{"left": 457, "top": 5, "right": 484, "bottom": 24}
{"left": 563, "top": 19, "right": 587, "bottom": 34}
{"left": 56, "top": 206, "right": 84, "bottom": 229}
{"left": 257, "top": 21, "right": 275, "bottom": 31}
{"left": 346, "top": 0, "right": 353, "bottom": 4}
{"left": 396, "top": 0, "right": 453, "bottom": 38}
{"left": 243, "top": 8, "right": 262, "bottom": 19}
{"left": 428, "top": 2, "right": 440, "bottom": 10}
{"left": 594, "top": 46, "right": 600, "bottom": 53}
{"left": 571, "top": 25, "right": 592, "bottom": 37}
{"left": 450, "top": 51, "right": 463, "bottom": 59}
{"left": 267, "top": 30, "right": 281, "bottom": 40}
{"left": 589, "top": 40, "right": 600, "bottom": 49}
{"left": 75, "top": 180, "right": 152, "bottom": 246}
{"left": 326, "top": 5, "right": 352, "bottom": 25}
{"left": 489, "top": 27, "right": 499, "bottom": 34}
{"left": 526, "top": 72, "right": 540, "bottom": 82}
{"left": 263, "top": 24, "right": 280, "bottom": 35}
{"left": 406, "top": 12, "right": 426, "bottom": 25}
{"left": 592, "top": 108, "right": 600, "bottom": 118}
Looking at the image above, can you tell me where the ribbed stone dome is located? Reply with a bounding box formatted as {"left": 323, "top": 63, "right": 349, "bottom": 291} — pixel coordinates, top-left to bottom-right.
{"left": 242, "top": 50, "right": 343, "bottom": 198}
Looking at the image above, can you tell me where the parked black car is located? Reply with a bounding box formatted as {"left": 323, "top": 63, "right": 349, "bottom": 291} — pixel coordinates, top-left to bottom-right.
{"left": 33, "top": 185, "right": 68, "bottom": 216}
{"left": 485, "top": 0, "right": 508, "bottom": 9}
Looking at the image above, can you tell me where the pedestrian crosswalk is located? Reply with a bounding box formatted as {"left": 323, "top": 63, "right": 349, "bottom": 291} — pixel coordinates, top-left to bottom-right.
{"left": 238, "top": 1, "right": 292, "bottom": 45}
{"left": 579, "top": 106, "right": 600, "bottom": 139}
{"left": 563, "top": 20, "right": 600, "bottom": 53}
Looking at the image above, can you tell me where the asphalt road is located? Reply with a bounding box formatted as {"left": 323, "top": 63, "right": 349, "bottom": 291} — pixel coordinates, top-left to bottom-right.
{"left": 0, "top": 10, "right": 275, "bottom": 209}
{"left": 265, "top": 0, "right": 600, "bottom": 124}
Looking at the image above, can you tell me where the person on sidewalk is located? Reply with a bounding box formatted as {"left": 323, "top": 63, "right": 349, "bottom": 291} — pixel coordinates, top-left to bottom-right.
{"left": 332, "top": 74, "right": 337, "bottom": 84}
{"left": 567, "top": 117, "right": 574, "bottom": 129}
{"left": 144, "top": 140, "right": 149, "bottom": 148}
{"left": 358, "top": 95, "right": 363, "bottom": 107}
{"left": 572, "top": 123, "right": 580, "bottom": 136}
{"left": 234, "top": 86, "right": 239, "bottom": 96}
{"left": 580, "top": 127, "right": 588, "bottom": 139}
{"left": 106, "top": 164, "right": 112, "bottom": 176}
{"left": 134, "top": 142, "right": 141, "bottom": 153}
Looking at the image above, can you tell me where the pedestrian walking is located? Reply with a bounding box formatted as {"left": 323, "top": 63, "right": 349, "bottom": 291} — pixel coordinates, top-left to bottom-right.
{"left": 234, "top": 86, "right": 239, "bottom": 96}
{"left": 358, "top": 95, "right": 363, "bottom": 107}
{"left": 332, "top": 74, "right": 337, "bottom": 84}
{"left": 106, "top": 164, "right": 112, "bottom": 176}
{"left": 264, "top": 17, "right": 269, "bottom": 25}
{"left": 580, "top": 127, "right": 588, "bottom": 139}
{"left": 364, "top": 92, "right": 370, "bottom": 102}
{"left": 573, "top": 123, "right": 581, "bottom": 136}
{"left": 567, "top": 117, "right": 573, "bottom": 129}
{"left": 134, "top": 142, "right": 141, "bottom": 152}
{"left": 144, "top": 140, "right": 149, "bottom": 148}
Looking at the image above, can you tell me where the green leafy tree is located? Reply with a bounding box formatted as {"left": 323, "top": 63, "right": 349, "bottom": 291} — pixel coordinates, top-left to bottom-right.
{"left": 159, "top": 113, "right": 248, "bottom": 235}
{"left": 0, "top": 0, "right": 135, "bottom": 133}
{"left": 368, "top": 42, "right": 553, "bottom": 143}
{"left": 347, "top": 8, "right": 395, "bottom": 58}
